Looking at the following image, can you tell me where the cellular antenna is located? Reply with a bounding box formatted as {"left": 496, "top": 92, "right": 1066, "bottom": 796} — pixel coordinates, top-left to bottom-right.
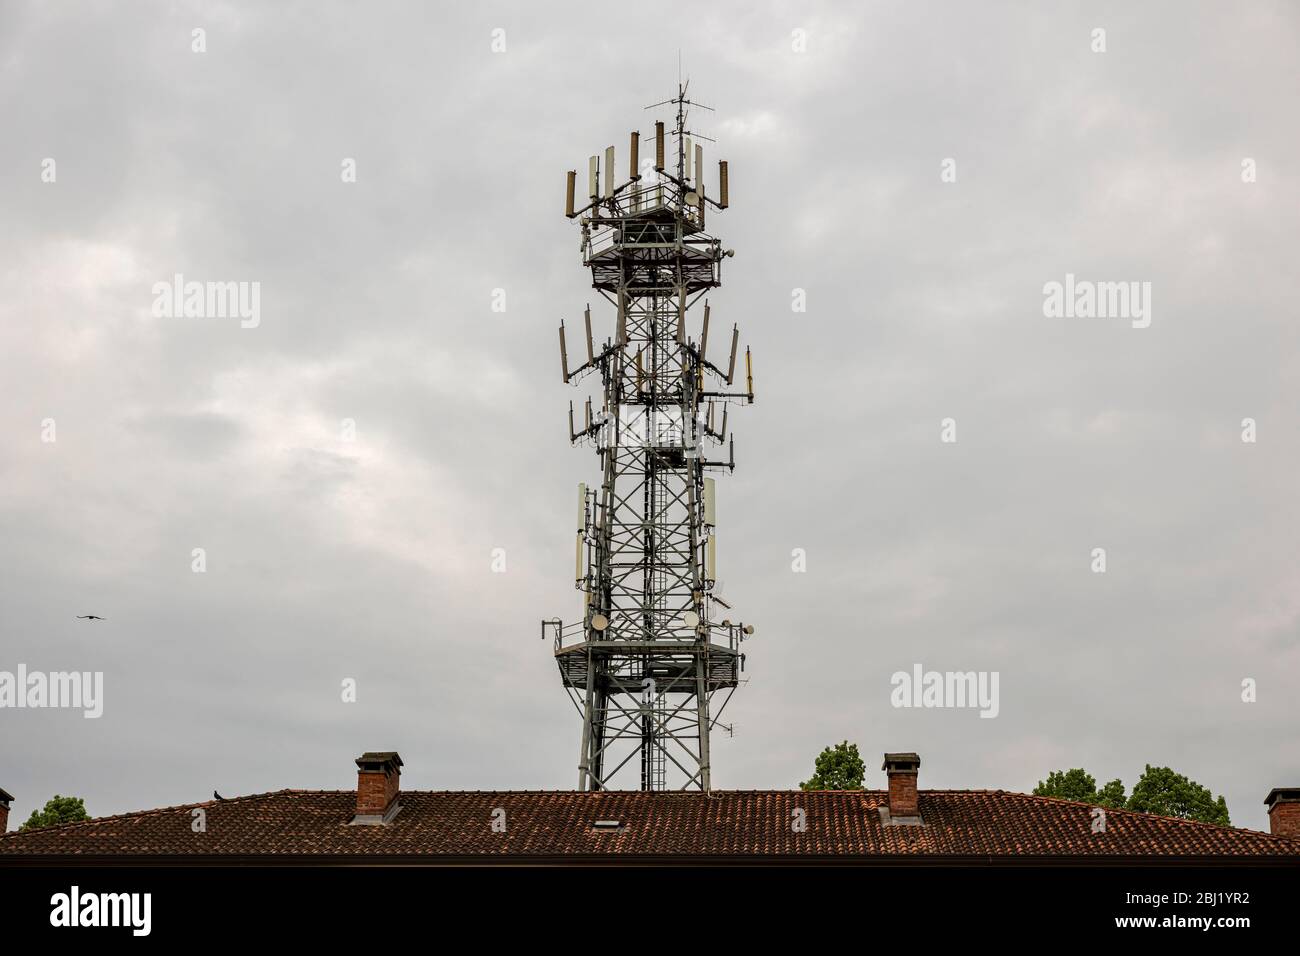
{"left": 700, "top": 299, "right": 710, "bottom": 360}
{"left": 558, "top": 321, "right": 570, "bottom": 383}
{"left": 583, "top": 304, "right": 594, "bottom": 364}
{"left": 545, "top": 86, "right": 753, "bottom": 793}
{"left": 725, "top": 324, "right": 739, "bottom": 384}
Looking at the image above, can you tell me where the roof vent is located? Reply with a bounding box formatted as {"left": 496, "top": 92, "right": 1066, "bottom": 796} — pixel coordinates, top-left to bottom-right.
{"left": 592, "top": 819, "right": 622, "bottom": 830}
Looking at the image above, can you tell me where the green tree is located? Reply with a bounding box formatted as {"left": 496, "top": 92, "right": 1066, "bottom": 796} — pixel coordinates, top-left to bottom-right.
{"left": 800, "top": 741, "right": 865, "bottom": 790}
{"left": 1033, "top": 768, "right": 1103, "bottom": 804}
{"left": 21, "top": 794, "right": 89, "bottom": 830}
{"left": 1125, "top": 765, "right": 1230, "bottom": 826}
{"left": 1034, "top": 769, "right": 1126, "bottom": 808}
{"left": 1034, "top": 765, "right": 1230, "bottom": 825}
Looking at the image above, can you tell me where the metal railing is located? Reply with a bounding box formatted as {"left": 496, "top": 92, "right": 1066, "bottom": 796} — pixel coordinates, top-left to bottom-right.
{"left": 582, "top": 182, "right": 706, "bottom": 261}
{"left": 543, "top": 615, "right": 744, "bottom": 655}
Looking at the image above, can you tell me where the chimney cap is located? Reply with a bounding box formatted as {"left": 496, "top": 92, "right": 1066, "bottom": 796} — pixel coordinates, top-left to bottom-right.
{"left": 0, "top": 788, "right": 12, "bottom": 806}
{"left": 882, "top": 752, "right": 921, "bottom": 772}
{"left": 355, "top": 752, "right": 403, "bottom": 772}
{"left": 1264, "top": 787, "right": 1300, "bottom": 807}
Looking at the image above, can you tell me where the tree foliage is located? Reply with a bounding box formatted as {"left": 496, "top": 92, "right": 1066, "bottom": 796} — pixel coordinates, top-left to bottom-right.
{"left": 1095, "top": 778, "right": 1127, "bottom": 810}
{"left": 21, "top": 794, "right": 89, "bottom": 830}
{"left": 1126, "top": 765, "right": 1230, "bottom": 826}
{"left": 800, "top": 741, "right": 866, "bottom": 791}
{"left": 1034, "top": 766, "right": 1229, "bottom": 825}
{"left": 1034, "top": 768, "right": 1103, "bottom": 803}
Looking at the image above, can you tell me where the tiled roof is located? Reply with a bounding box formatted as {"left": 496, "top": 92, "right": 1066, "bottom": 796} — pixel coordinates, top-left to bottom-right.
{"left": 2, "top": 789, "right": 1297, "bottom": 862}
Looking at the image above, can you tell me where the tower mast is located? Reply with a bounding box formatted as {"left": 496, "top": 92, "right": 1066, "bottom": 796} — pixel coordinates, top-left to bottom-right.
{"left": 546, "top": 87, "right": 753, "bottom": 792}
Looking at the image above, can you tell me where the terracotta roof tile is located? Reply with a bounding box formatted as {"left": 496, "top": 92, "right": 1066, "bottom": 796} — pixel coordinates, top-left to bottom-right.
{"left": 2, "top": 789, "right": 1295, "bottom": 861}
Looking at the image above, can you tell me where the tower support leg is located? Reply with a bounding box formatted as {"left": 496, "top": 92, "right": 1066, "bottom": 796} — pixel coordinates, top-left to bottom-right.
{"left": 696, "top": 670, "right": 712, "bottom": 792}
{"left": 577, "top": 651, "right": 596, "bottom": 790}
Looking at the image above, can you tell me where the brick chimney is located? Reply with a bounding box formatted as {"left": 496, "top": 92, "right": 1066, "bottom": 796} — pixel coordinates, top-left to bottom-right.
{"left": 0, "top": 788, "right": 11, "bottom": 832}
{"left": 1264, "top": 788, "right": 1300, "bottom": 838}
{"left": 352, "top": 752, "right": 402, "bottom": 825}
{"left": 882, "top": 752, "right": 922, "bottom": 823}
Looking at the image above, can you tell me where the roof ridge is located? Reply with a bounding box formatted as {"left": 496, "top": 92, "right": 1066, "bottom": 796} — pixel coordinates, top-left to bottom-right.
{"left": 1012, "top": 790, "right": 1297, "bottom": 841}
{"left": 0, "top": 789, "right": 300, "bottom": 838}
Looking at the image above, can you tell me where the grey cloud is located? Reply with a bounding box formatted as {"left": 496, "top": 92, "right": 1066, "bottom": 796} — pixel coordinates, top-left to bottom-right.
{"left": 1, "top": 1, "right": 1297, "bottom": 829}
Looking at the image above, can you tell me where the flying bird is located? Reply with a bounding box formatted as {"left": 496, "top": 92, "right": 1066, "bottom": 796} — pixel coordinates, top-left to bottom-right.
{"left": 76, "top": 615, "right": 106, "bottom": 621}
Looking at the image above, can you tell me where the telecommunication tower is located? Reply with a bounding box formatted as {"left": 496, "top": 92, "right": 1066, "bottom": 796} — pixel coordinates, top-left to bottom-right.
{"left": 542, "top": 85, "right": 756, "bottom": 792}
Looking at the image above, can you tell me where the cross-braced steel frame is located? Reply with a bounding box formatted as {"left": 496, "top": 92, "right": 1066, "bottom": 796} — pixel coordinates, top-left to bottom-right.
{"left": 544, "top": 87, "right": 754, "bottom": 791}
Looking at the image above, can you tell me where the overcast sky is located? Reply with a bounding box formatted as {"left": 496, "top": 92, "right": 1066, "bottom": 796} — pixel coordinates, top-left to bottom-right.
{"left": 2, "top": 1, "right": 1298, "bottom": 830}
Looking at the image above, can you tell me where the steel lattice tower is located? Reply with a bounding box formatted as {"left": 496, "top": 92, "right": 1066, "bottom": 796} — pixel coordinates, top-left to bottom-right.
{"left": 543, "top": 86, "right": 755, "bottom": 791}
